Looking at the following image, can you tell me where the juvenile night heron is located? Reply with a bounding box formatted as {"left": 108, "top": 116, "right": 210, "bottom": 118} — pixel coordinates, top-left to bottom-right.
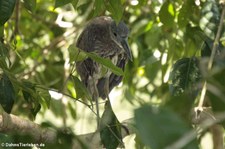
{"left": 76, "top": 16, "right": 132, "bottom": 126}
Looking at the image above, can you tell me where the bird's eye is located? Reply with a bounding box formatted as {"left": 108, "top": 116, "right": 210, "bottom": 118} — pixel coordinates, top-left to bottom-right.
{"left": 113, "top": 32, "right": 117, "bottom": 37}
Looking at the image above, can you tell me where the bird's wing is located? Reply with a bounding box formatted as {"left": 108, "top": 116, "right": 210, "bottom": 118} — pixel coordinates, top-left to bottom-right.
{"left": 76, "top": 26, "right": 95, "bottom": 52}
{"left": 76, "top": 58, "right": 95, "bottom": 86}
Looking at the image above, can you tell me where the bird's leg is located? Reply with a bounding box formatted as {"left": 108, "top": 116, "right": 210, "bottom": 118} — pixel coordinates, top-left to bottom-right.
{"left": 104, "top": 77, "right": 110, "bottom": 100}
{"left": 94, "top": 83, "right": 100, "bottom": 129}
{"left": 88, "top": 76, "right": 100, "bottom": 129}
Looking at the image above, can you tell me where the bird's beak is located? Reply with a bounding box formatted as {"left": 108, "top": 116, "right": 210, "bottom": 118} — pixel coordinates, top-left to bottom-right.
{"left": 121, "top": 39, "right": 133, "bottom": 61}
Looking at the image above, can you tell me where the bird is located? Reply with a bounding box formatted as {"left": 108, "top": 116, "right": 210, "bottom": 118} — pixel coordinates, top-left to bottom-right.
{"left": 76, "top": 16, "right": 132, "bottom": 100}
{"left": 75, "top": 16, "right": 132, "bottom": 127}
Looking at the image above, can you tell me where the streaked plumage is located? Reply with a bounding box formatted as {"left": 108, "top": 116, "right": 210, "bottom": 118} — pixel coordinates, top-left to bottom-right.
{"left": 76, "top": 16, "right": 132, "bottom": 100}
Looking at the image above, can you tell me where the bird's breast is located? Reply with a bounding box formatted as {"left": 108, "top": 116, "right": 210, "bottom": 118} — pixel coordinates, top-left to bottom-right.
{"left": 92, "top": 54, "right": 119, "bottom": 81}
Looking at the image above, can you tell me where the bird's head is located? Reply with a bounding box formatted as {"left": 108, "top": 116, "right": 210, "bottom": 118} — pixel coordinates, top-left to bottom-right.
{"left": 109, "top": 21, "right": 133, "bottom": 61}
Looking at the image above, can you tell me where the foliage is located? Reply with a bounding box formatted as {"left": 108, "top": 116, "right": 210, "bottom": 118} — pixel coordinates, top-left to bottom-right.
{"left": 0, "top": 0, "right": 16, "bottom": 26}
{"left": 0, "top": 0, "right": 225, "bottom": 148}
{"left": 100, "top": 101, "right": 122, "bottom": 149}
{"left": 169, "top": 57, "right": 201, "bottom": 96}
{"left": 0, "top": 73, "right": 15, "bottom": 113}
{"left": 135, "top": 105, "right": 198, "bottom": 149}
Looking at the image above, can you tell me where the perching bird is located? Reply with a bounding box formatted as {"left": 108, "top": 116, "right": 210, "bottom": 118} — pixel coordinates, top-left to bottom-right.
{"left": 76, "top": 16, "right": 132, "bottom": 102}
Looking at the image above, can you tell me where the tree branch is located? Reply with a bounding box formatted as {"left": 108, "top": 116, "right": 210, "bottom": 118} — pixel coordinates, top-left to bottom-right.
{"left": 0, "top": 113, "right": 135, "bottom": 148}
{"left": 0, "top": 112, "right": 56, "bottom": 143}
{"left": 198, "top": 1, "right": 225, "bottom": 108}
{"left": 166, "top": 110, "right": 225, "bottom": 149}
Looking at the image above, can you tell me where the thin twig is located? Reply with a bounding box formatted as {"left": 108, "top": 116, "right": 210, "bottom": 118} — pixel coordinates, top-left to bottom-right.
{"left": 207, "top": 6, "right": 225, "bottom": 70}
{"left": 35, "top": 85, "right": 97, "bottom": 115}
{"left": 14, "top": 0, "right": 20, "bottom": 36}
{"left": 198, "top": 3, "right": 225, "bottom": 107}
{"left": 198, "top": 81, "right": 207, "bottom": 107}
{"left": 166, "top": 111, "right": 225, "bottom": 149}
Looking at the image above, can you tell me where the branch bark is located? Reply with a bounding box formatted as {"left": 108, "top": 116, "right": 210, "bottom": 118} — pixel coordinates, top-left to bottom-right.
{"left": 0, "top": 113, "right": 135, "bottom": 148}
{"left": 0, "top": 112, "right": 57, "bottom": 143}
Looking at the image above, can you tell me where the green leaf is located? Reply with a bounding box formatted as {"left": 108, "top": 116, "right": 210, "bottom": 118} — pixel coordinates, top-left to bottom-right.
{"left": 200, "top": 0, "right": 219, "bottom": 40}
{"left": 0, "top": 0, "right": 16, "bottom": 26}
{"left": 131, "top": 19, "right": 153, "bottom": 37}
{"left": 37, "top": 87, "right": 51, "bottom": 108}
{"left": 0, "top": 26, "right": 3, "bottom": 38}
{"left": 86, "top": 52, "right": 124, "bottom": 76}
{"left": 0, "top": 73, "right": 15, "bottom": 113}
{"left": 207, "top": 65, "right": 225, "bottom": 115}
{"left": 71, "top": 75, "right": 92, "bottom": 101}
{"left": 21, "top": 81, "right": 46, "bottom": 119}
{"left": 23, "top": 0, "right": 36, "bottom": 13}
{"left": 169, "top": 57, "right": 201, "bottom": 96}
{"left": 145, "top": 61, "right": 160, "bottom": 82}
{"left": 93, "top": 0, "right": 105, "bottom": 17}
{"left": 55, "top": 0, "right": 72, "bottom": 8}
{"left": 31, "top": 103, "right": 41, "bottom": 118}
{"left": 201, "top": 37, "right": 224, "bottom": 57}
{"left": 0, "top": 42, "right": 10, "bottom": 69}
{"left": 159, "top": 1, "right": 175, "bottom": 28}
{"left": 22, "top": 81, "right": 36, "bottom": 103}
{"left": 144, "top": 24, "right": 161, "bottom": 49}
{"left": 68, "top": 45, "right": 87, "bottom": 62}
{"left": 135, "top": 105, "right": 198, "bottom": 149}
{"left": 71, "top": 0, "right": 79, "bottom": 9}
{"left": 76, "top": 1, "right": 90, "bottom": 14}
{"left": 100, "top": 101, "right": 122, "bottom": 149}
{"left": 134, "top": 135, "right": 145, "bottom": 149}
{"left": 165, "top": 92, "right": 195, "bottom": 121}
{"left": 49, "top": 99, "right": 65, "bottom": 117}
{"left": 68, "top": 102, "right": 77, "bottom": 119}
{"left": 205, "top": 64, "right": 225, "bottom": 126}
{"left": 178, "top": 0, "right": 195, "bottom": 28}
{"left": 201, "top": 38, "right": 213, "bottom": 57}
{"left": 104, "top": 0, "right": 123, "bottom": 23}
